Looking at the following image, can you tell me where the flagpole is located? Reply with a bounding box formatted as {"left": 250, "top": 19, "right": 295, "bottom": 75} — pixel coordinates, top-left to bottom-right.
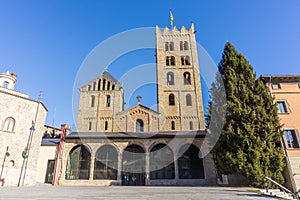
{"left": 169, "top": 9, "right": 174, "bottom": 28}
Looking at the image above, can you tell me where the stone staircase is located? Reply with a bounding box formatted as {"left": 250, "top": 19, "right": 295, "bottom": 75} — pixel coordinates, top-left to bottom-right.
{"left": 261, "top": 189, "right": 298, "bottom": 200}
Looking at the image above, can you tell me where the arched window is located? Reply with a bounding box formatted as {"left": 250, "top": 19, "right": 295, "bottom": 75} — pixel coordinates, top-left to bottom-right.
{"left": 93, "top": 82, "right": 96, "bottom": 91}
{"left": 181, "top": 56, "right": 185, "bottom": 65}
{"left": 91, "top": 95, "right": 95, "bottom": 107}
{"left": 88, "top": 85, "right": 91, "bottom": 91}
{"left": 107, "top": 81, "right": 110, "bottom": 90}
{"left": 184, "top": 41, "right": 189, "bottom": 50}
{"left": 112, "top": 84, "right": 115, "bottom": 90}
{"left": 169, "top": 42, "right": 174, "bottom": 51}
{"left": 180, "top": 41, "right": 189, "bottom": 51}
{"left": 180, "top": 41, "right": 184, "bottom": 51}
{"left": 98, "top": 79, "right": 101, "bottom": 91}
{"left": 3, "top": 81, "right": 9, "bottom": 88}
{"left": 186, "top": 94, "right": 192, "bottom": 106}
{"left": 165, "top": 42, "right": 169, "bottom": 51}
{"left": 122, "top": 145, "right": 145, "bottom": 186}
{"left": 183, "top": 72, "right": 191, "bottom": 85}
{"left": 185, "top": 56, "right": 190, "bottom": 65}
{"left": 94, "top": 145, "right": 118, "bottom": 180}
{"left": 3, "top": 117, "right": 15, "bottom": 132}
{"left": 166, "top": 56, "right": 176, "bottom": 66}
{"left": 169, "top": 94, "right": 175, "bottom": 106}
{"left": 65, "top": 145, "right": 91, "bottom": 180}
{"left": 150, "top": 144, "right": 175, "bottom": 179}
{"left": 189, "top": 121, "right": 193, "bottom": 130}
{"left": 181, "top": 56, "right": 191, "bottom": 65}
{"left": 178, "top": 144, "right": 204, "bottom": 179}
{"left": 102, "top": 79, "right": 106, "bottom": 90}
{"left": 167, "top": 72, "right": 174, "bottom": 85}
{"left": 88, "top": 121, "right": 92, "bottom": 131}
{"left": 136, "top": 119, "right": 144, "bottom": 132}
{"left": 170, "top": 56, "right": 175, "bottom": 66}
{"left": 106, "top": 95, "right": 111, "bottom": 107}
{"left": 171, "top": 121, "right": 175, "bottom": 130}
{"left": 104, "top": 121, "right": 108, "bottom": 131}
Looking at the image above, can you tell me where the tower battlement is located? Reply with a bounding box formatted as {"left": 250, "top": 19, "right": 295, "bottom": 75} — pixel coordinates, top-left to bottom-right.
{"left": 156, "top": 24, "right": 195, "bottom": 36}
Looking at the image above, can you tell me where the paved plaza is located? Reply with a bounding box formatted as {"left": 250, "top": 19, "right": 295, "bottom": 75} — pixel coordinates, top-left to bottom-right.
{"left": 0, "top": 185, "right": 276, "bottom": 200}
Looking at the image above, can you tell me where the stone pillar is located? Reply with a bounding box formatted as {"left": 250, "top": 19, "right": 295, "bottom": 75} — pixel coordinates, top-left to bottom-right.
{"left": 117, "top": 151, "right": 122, "bottom": 185}
{"left": 174, "top": 153, "right": 179, "bottom": 180}
{"left": 145, "top": 151, "right": 150, "bottom": 186}
{"left": 89, "top": 155, "right": 95, "bottom": 180}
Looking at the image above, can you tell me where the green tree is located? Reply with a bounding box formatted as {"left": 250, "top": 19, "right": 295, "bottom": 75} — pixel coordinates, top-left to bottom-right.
{"left": 206, "top": 42, "right": 285, "bottom": 187}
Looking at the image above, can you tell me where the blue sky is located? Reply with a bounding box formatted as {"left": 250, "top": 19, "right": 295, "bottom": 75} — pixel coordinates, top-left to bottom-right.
{"left": 0, "top": 1, "right": 299, "bottom": 130}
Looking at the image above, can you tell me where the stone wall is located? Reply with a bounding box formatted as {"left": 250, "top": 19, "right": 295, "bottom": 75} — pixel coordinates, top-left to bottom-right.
{"left": 0, "top": 91, "right": 47, "bottom": 186}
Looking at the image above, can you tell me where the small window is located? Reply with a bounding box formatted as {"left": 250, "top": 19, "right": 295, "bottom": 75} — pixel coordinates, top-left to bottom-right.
{"left": 88, "top": 85, "right": 91, "bottom": 91}
{"left": 93, "top": 82, "right": 96, "bottom": 91}
{"left": 167, "top": 72, "right": 174, "bottom": 85}
{"left": 102, "top": 79, "right": 106, "bottom": 90}
{"left": 180, "top": 41, "right": 189, "bottom": 51}
{"left": 170, "top": 56, "right": 176, "bottom": 66}
{"left": 91, "top": 95, "right": 95, "bottom": 107}
{"left": 184, "top": 41, "right": 189, "bottom": 50}
{"left": 3, "top": 117, "right": 15, "bottom": 132}
{"left": 185, "top": 56, "right": 190, "bottom": 65}
{"left": 171, "top": 121, "right": 175, "bottom": 130}
{"left": 277, "top": 101, "right": 288, "bottom": 113}
{"left": 180, "top": 41, "right": 184, "bottom": 51}
{"left": 166, "top": 56, "right": 176, "bottom": 66}
{"left": 183, "top": 72, "right": 191, "bottom": 85}
{"left": 88, "top": 122, "right": 92, "bottom": 131}
{"left": 98, "top": 79, "right": 101, "bottom": 91}
{"left": 181, "top": 56, "right": 190, "bottom": 65}
{"left": 169, "top": 42, "right": 174, "bottom": 51}
{"left": 165, "top": 42, "right": 169, "bottom": 51}
{"left": 189, "top": 121, "right": 193, "bottom": 130}
{"left": 104, "top": 121, "right": 108, "bottom": 131}
{"left": 136, "top": 119, "right": 144, "bottom": 132}
{"left": 284, "top": 130, "right": 300, "bottom": 148}
{"left": 107, "top": 82, "right": 110, "bottom": 90}
{"left": 112, "top": 85, "right": 115, "bottom": 90}
{"left": 186, "top": 94, "right": 192, "bottom": 106}
{"left": 106, "top": 95, "right": 111, "bottom": 107}
{"left": 169, "top": 94, "right": 175, "bottom": 106}
{"left": 272, "top": 83, "right": 281, "bottom": 90}
{"left": 3, "top": 81, "right": 9, "bottom": 88}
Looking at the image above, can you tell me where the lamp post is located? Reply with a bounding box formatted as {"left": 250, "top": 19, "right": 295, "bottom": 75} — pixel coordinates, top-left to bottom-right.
{"left": 0, "top": 146, "right": 10, "bottom": 180}
{"left": 18, "top": 121, "right": 35, "bottom": 187}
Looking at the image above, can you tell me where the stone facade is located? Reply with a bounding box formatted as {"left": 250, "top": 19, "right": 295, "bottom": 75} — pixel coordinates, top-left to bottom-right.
{"left": 262, "top": 75, "right": 300, "bottom": 192}
{"left": 0, "top": 71, "right": 47, "bottom": 186}
{"left": 60, "top": 24, "right": 216, "bottom": 186}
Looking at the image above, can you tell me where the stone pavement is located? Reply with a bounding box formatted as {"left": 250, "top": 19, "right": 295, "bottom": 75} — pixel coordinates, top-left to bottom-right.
{"left": 0, "top": 185, "right": 276, "bottom": 200}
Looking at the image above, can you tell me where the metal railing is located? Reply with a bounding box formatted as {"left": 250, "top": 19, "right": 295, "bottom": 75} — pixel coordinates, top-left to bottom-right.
{"left": 266, "top": 176, "right": 299, "bottom": 199}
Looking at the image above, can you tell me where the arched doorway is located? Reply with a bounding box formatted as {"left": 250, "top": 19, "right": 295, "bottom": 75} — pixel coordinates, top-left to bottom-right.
{"left": 65, "top": 145, "right": 91, "bottom": 180}
{"left": 150, "top": 143, "right": 175, "bottom": 180}
{"left": 122, "top": 144, "right": 145, "bottom": 186}
{"left": 178, "top": 144, "right": 204, "bottom": 179}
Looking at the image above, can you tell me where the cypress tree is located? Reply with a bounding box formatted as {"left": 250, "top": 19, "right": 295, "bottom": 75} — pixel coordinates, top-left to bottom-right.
{"left": 207, "top": 42, "right": 285, "bottom": 187}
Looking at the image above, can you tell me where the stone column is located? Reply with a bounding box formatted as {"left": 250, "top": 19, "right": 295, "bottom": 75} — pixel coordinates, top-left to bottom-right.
{"left": 174, "top": 153, "right": 179, "bottom": 180}
{"left": 145, "top": 151, "right": 150, "bottom": 186}
{"left": 89, "top": 155, "right": 95, "bottom": 180}
{"left": 117, "top": 151, "right": 122, "bottom": 185}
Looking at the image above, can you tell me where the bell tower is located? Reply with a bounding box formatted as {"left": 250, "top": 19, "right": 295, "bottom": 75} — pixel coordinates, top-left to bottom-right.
{"left": 155, "top": 24, "right": 205, "bottom": 131}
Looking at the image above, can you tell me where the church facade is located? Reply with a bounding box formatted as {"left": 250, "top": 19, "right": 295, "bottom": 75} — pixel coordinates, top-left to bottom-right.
{"left": 58, "top": 24, "right": 216, "bottom": 186}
